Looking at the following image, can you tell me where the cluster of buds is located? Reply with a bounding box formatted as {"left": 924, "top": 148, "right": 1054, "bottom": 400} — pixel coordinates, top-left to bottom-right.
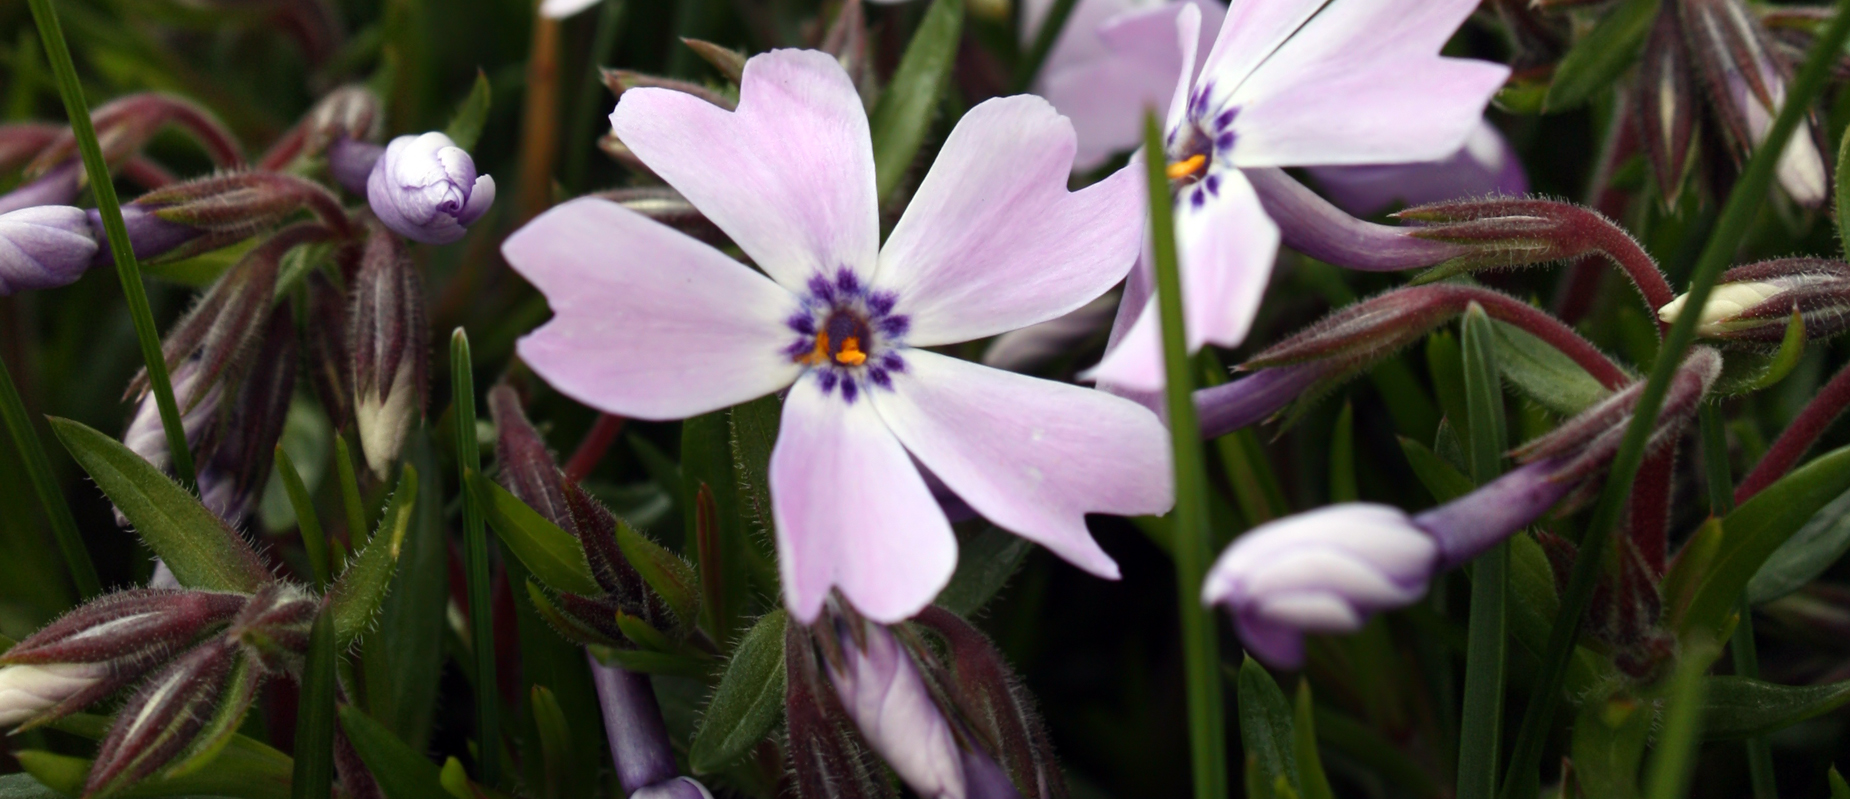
{"left": 789, "top": 602, "right": 1059, "bottom": 799}
{"left": 1657, "top": 257, "right": 1850, "bottom": 342}
{"left": 1203, "top": 346, "right": 1723, "bottom": 669}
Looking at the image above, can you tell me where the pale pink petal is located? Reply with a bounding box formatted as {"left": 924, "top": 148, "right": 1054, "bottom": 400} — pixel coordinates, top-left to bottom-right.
{"left": 1225, "top": 0, "right": 1510, "bottom": 167}
{"left": 507, "top": 198, "right": 802, "bottom": 421}
{"left": 1025, "top": 0, "right": 1153, "bottom": 76}
{"left": 1041, "top": 2, "right": 1227, "bottom": 170}
{"left": 610, "top": 49, "right": 879, "bottom": 291}
{"left": 1163, "top": 2, "right": 1206, "bottom": 136}
{"left": 1195, "top": 0, "right": 1326, "bottom": 98}
{"left": 1085, "top": 167, "right": 1279, "bottom": 391}
{"left": 874, "top": 96, "right": 1144, "bottom": 346}
{"left": 771, "top": 373, "right": 957, "bottom": 624}
{"left": 871, "top": 350, "right": 1172, "bottom": 578}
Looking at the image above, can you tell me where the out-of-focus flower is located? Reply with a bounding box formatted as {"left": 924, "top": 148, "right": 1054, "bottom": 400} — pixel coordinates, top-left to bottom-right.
{"left": 366, "top": 132, "right": 495, "bottom": 244}
{"left": 540, "top": 0, "right": 601, "bottom": 19}
{"left": 0, "top": 663, "right": 107, "bottom": 728}
{"left": 350, "top": 222, "right": 429, "bottom": 479}
{"left": 0, "top": 205, "right": 100, "bottom": 295}
{"left": 1306, "top": 121, "right": 1529, "bottom": 216}
{"left": 121, "top": 359, "right": 225, "bottom": 481}
{"left": 1204, "top": 461, "right": 1570, "bottom": 667}
{"left": 505, "top": 49, "right": 1170, "bottom": 623}
{"left": 0, "top": 162, "right": 82, "bottom": 216}
{"left": 1083, "top": 0, "right": 1509, "bottom": 391}
{"left": 86, "top": 205, "right": 205, "bottom": 268}
{"left": 1657, "top": 258, "right": 1850, "bottom": 341}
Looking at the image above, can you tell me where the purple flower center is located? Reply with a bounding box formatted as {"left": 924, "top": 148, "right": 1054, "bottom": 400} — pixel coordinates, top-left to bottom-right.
{"left": 1165, "top": 84, "right": 1240, "bottom": 210}
{"left": 784, "top": 268, "right": 910, "bottom": 404}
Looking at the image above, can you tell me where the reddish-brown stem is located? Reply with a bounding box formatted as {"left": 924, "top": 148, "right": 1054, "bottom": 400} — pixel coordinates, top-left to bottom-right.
{"left": 564, "top": 413, "right": 627, "bottom": 484}
{"left": 1569, "top": 213, "right": 1676, "bottom": 326}
{"left": 119, "top": 157, "right": 175, "bottom": 190}
{"left": 516, "top": 15, "right": 562, "bottom": 224}
{"left": 257, "top": 123, "right": 307, "bottom": 172}
{"left": 1449, "top": 286, "right": 1633, "bottom": 390}
{"left": 1736, "top": 359, "right": 1850, "bottom": 502}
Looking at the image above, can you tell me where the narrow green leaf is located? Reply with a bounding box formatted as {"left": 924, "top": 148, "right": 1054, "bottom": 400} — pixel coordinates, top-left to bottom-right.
{"left": 1492, "top": 320, "right": 1612, "bottom": 416}
{"left": 1747, "top": 308, "right": 1806, "bottom": 391}
{"left": 869, "top": 0, "right": 965, "bottom": 202}
{"left": 1567, "top": 695, "right": 1651, "bottom": 799}
{"left": 334, "top": 434, "right": 368, "bottom": 561}
{"left": 530, "top": 686, "right": 570, "bottom": 799}
{"left": 1236, "top": 658, "right": 1298, "bottom": 798}
{"left": 684, "top": 411, "right": 747, "bottom": 640}
{"left": 1398, "top": 437, "right": 1475, "bottom": 504}
{"left": 1292, "top": 682, "right": 1335, "bottom": 799}
{"left": 689, "top": 609, "right": 788, "bottom": 774}
{"left": 26, "top": 714, "right": 293, "bottom": 799}
{"left": 615, "top": 611, "right": 676, "bottom": 652}
{"left": 1836, "top": 125, "right": 1850, "bottom": 254}
{"left": 1746, "top": 486, "right": 1850, "bottom": 603}
{"left": 363, "top": 435, "right": 448, "bottom": 751}
{"left": 526, "top": 580, "right": 621, "bottom": 647}
{"left": 443, "top": 69, "right": 491, "bottom": 151}
{"left": 1329, "top": 403, "right": 1357, "bottom": 503}
{"left": 1681, "top": 444, "right": 1850, "bottom": 638}
{"left": 468, "top": 470, "right": 602, "bottom": 596}
{"left": 1457, "top": 305, "right": 1508, "bottom": 799}
{"left": 936, "top": 525, "right": 1032, "bottom": 616}
{"left": 326, "top": 465, "right": 419, "bottom": 650}
{"left": 450, "top": 328, "right": 500, "bottom": 785}
{"left": 730, "top": 393, "right": 779, "bottom": 542}
{"left": 1831, "top": 766, "right": 1850, "bottom": 799}
{"left": 1543, "top": 0, "right": 1661, "bottom": 112}
{"left": 1425, "top": 332, "right": 1468, "bottom": 436}
{"left": 49, "top": 417, "right": 267, "bottom": 593}
{"left": 1642, "top": 639, "right": 1718, "bottom": 799}
{"left": 0, "top": 356, "right": 98, "bottom": 598}
{"left": 614, "top": 519, "right": 701, "bottom": 626}
{"left": 275, "top": 446, "right": 330, "bottom": 590}
{"left": 1701, "top": 675, "right": 1850, "bottom": 739}
{"left": 338, "top": 705, "right": 447, "bottom": 799}
{"left": 290, "top": 609, "right": 336, "bottom": 799}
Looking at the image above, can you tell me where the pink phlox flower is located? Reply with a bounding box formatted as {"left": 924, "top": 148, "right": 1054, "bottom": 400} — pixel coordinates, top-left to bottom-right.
{"left": 503, "top": 49, "right": 1173, "bottom": 624}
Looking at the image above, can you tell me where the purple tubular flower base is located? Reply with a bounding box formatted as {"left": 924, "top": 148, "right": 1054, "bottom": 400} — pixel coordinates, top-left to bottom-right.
{"left": 586, "top": 651, "right": 678, "bottom": 795}
{"left": 1246, "top": 166, "right": 1472, "bottom": 272}
{"left": 1194, "top": 364, "right": 1326, "bottom": 439}
{"left": 1414, "top": 458, "right": 1575, "bottom": 569}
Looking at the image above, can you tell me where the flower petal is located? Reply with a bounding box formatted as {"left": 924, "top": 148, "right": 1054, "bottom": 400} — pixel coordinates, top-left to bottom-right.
{"left": 1196, "top": 0, "right": 1326, "bottom": 100}
{"left": 1084, "top": 167, "right": 1279, "bottom": 391}
{"left": 771, "top": 373, "right": 957, "bottom": 624}
{"left": 506, "top": 198, "right": 802, "bottom": 421}
{"left": 875, "top": 96, "right": 1145, "bottom": 347}
{"left": 871, "top": 350, "right": 1172, "bottom": 579}
{"left": 610, "top": 49, "right": 879, "bottom": 292}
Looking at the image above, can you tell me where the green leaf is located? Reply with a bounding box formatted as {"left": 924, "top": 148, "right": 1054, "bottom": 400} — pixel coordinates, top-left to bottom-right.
{"left": 0, "top": 774, "right": 65, "bottom": 799}
{"left": 443, "top": 69, "right": 491, "bottom": 151}
{"left": 334, "top": 434, "right": 368, "bottom": 562}
{"left": 1457, "top": 307, "right": 1509, "bottom": 799}
{"left": 48, "top": 417, "right": 267, "bottom": 593}
{"left": 1237, "top": 658, "right": 1299, "bottom": 799}
{"left": 1701, "top": 675, "right": 1850, "bottom": 740}
{"left": 362, "top": 435, "right": 448, "bottom": 751}
{"left": 326, "top": 465, "right": 419, "bottom": 650}
{"left": 1544, "top": 0, "right": 1661, "bottom": 112}
{"left": 1680, "top": 444, "right": 1850, "bottom": 638}
{"left": 1398, "top": 437, "right": 1475, "bottom": 505}
{"left": 28, "top": 714, "right": 293, "bottom": 799}
{"left": 1835, "top": 125, "right": 1850, "bottom": 253}
{"left": 1492, "top": 320, "right": 1612, "bottom": 416}
{"left": 684, "top": 411, "right": 748, "bottom": 640}
{"left": 337, "top": 705, "right": 447, "bottom": 799}
{"left": 868, "top": 0, "right": 965, "bottom": 202}
{"left": 616, "top": 611, "right": 676, "bottom": 652}
{"left": 1831, "top": 766, "right": 1850, "bottom": 799}
{"left": 936, "top": 525, "right": 1032, "bottom": 616}
{"left": 1425, "top": 331, "right": 1468, "bottom": 437}
{"left": 290, "top": 609, "right": 336, "bottom": 799}
{"left": 275, "top": 446, "right": 329, "bottom": 590}
{"left": 530, "top": 686, "right": 571, "bottom": 799}
{"left": 468, "top": 470, "right": 602, "bottom": 596}
{"left": 1329, "top": 403, "right": 1357, "bottom": 503}
{"left": 615, "top": 518, "right": 701, "bottom": 626}
{"left": 729, "top": 393, "right": 782, "bottom": 590}
{"left": 1642, "top": 638, "right": 1718, "bottom": 799}
{"left": 1567, "top": 696, "right": 1650, "bottom": 799}
{"left": 526, "top": 579, "right": 621, "bottom": 647}
{"left": 1292, "top": 682, "right": 1335, "bottom": 799}
{"left": 590, "top": 645, "right": 715, "bottom": 678}
{"left": 689, "top": 609, "right": 788, "bottom": 774}
{"left": 1746, "top": 486, "right": 1850, "bottom": 603}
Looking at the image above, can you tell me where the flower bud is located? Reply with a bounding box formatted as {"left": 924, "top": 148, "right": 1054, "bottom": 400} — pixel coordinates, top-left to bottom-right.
{"left": 366, "top": 132, "right": 495, "bottom": 245}
{"left": 585, "top": 653, "right": 678, "bottom": 795}
{"left": 0, "top": 123, "right": 59, "bottom": 172}
{"left": 632, "top": 778, "right": 717, "bottom": 799}
{"left": 0, "top": 205, "right": 100, "bottom": 295}
{"left": 121, "top": 360, "right": 225, "bottom": 506}
{"left": 785, "top": 619, "right": 898, "bottom": 799}
{"left": 1396, "top": 198, "right": 1650, "bottom": 278}
{"left": 1637, "top": 3, "right": 1697, "bottom": 202}
{"left": 306, "top": 271, "right": 353, "bottom": 430}
{"left": 913, "top": 608, "right": 1065, "bottom": 799}
{"left": 0, "top": 161, "right": 82, "bottom": 215}
{"left": 303, "top": 85, "right": 384, "bottom": 157}
{"left": 1684, "top": 0, "right": 1828, "bottom": 205}
{"left": 87, "top": 204, "right": 207, "bottom": 267}
{"left": 350, "top": 222, "right": 429, "bottom": 478}
{"left": 85, "top": 638, "right": 243, "bottom": 798}
{"left": 1514, "top": 347, "right": 1722, "bottom": 485}
{"left": 1204, "top": 460, "right": 1574, "bottom": 667}
{"left": 123, "top": 172, "right": 355, "bottom": 257}
{"left": 328, "top": 137, "right": 385, "bottom": 196}
{"left": 0, "top": 664, "right": 108, "bottom": 728}
{"left": 1657, "top": 258, "right": 1850, "bottom": 341}
{"left": 225, "top": 583, "right": 317, "bottom": 674}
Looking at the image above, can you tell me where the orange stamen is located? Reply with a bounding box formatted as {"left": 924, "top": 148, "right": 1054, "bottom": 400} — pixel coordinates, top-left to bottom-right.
{"left": 835, "top": 336, "right": 868, "bottom": 366}
{"left": 797, "top": 331, "right": 831, "bottom": 366}
{"left": 1166, "top": 154, "right": 1207, "bottom": 180}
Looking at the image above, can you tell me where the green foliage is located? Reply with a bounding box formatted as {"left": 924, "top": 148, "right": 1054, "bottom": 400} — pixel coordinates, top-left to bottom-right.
{"left": 869, "top": 0, "right": 965, "bottom": 203}
{"left": 469, "top": 470, "right": 602, "bottom": 596}
{"left": 1543, "top": 0, "right": 1661, "bottom": 112}
{"left": 444, "top": 69, "right": 492, "bottom": 151}
{"left": 327, "top": 465, "right": 419, "bottom": 649}
{"left": 689, "top": 609, "right": 787, "bottom": 774}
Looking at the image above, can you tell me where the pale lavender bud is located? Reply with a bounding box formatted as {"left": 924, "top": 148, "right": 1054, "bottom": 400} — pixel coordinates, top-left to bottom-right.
{"left": 0, "top": 204, "right": 100, "bottom": 294}
{"left": 1657, "top": 258, "right": 1850, "bottom": 341}
{"left": 0, "top": 161, "right": 82, "bottom": 215}
{"left": 1204, "top": 460, "right": 1575, "bottom": 667}
{"left": 328, "top": 136, "right": 384, "bottom": 196}
{"left": 0, "top": 663, "right": 108, "bottom": 728}
{"left": 121, "top": 360, "right": 223, "bottom": 480}
{"left": 366, "top": 132, "right": 495, "bottom": 245}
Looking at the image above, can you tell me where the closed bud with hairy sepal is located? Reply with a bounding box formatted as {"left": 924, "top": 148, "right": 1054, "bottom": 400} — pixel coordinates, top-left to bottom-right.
{"left": 197, "top": 308, "right": 298, "bottom": 525}
{"left": 306, "top": 272, "right": 353, "bottom": 430}
{"left": 914, "top": 608, "right": 1066, "bottom": 799}
{"left": 350, "top": 222, "right": 428, "bottom": 479}
{"left": 1638, "top": 3, "right": 1699, "bottom": 203}
{"left": 303, "top": 85, "right": 383, "bottom": 158}
{"left": 1658, "top": 258, "right": 1850, "bottom": 341}
{"left": 1397, "top": 198, "right": 1653, "bottom": 278}
{"left": 1681, "top": 0, "right": 1829, "bottom": 205}
{"left": 0, "top": 589, "right": 247, "bottom": 729}
{"left": 84, "top": 638, "right": 242, "bottom": 798}
{"left": 785, "top": 619, "right": 898, "bottom": 799}
{"left": 120, "top": 360, "right": 226, "bottom": 526}
{"left": 1535, "top": 532, "right": 1674, "bottom": 679}
{"left": 28, "top": 93, "right": 242, "bottom": 180}
{"left": 1515, "top": 347, "right": 1723, "bottom": 487}
{"left": 114, "top": 172, "right": 354, "bottom": 264}
{"left": 224, "top": 583, "right": 316, "bottom": 675}
{"left": 0, "top": 205, "right": 101, "bottom": 295}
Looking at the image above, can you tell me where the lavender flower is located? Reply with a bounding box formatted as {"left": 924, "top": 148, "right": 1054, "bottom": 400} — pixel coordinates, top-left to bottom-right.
{"left": 366, "top": 132, "right": 495, "bottom": 245}
{"left": 1077, "top": 0, "right": 1509, "bottom": 391}
{"left": 0, "top": 205, "right": 100, "bottom": 295}
{"left": 505, "top": 49, "right": 1171, "bottom": 623}
{"left": 1203, "top": 461, "right": 1573, "bottom": 667}
{"left": 85, "top": 205, "right": 206, "bottom": 268}
{"left": 0, "top": 161, "right": 82, "bottom": 216}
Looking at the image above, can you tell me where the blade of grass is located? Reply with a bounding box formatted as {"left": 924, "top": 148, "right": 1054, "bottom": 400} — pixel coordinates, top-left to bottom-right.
{"left": 25, "top": 0, "right": 196, "bottom": 491}
{"left": 290, "top": 606, "right": 336, "bottom": 799}
{"left": 1701, "top": 405, "right": 1777, "bottom": 799}
{"left": 0, "top": 354, "right": 98, "bottom": 598}
{"left": 1144, "top": 111, "right": 1228, "bottom": 799}
{"left": 334, "top": 434, "right": 368, "bottom": 552}
{"left": 275, "top": 445, "right": 330, "bottom": 590}
{"left": 1458, "top": 304, "right": 1508, "bottom": 799}
{"left": 1499, "top": 4, "right": 1850, "bottom": 795}
{"left": 565, "top": 0, "right": 627, "bottom": 192}
{"left": 1641, "top": 638, "right": 1718, "bottom": 799}
{"left": 451, "top": 328, "right": 500, "bottom": 785}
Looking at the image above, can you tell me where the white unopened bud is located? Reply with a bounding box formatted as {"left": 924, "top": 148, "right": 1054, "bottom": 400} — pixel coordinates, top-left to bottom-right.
{"left": 0, "top": 662, "right": 107, "bottom": 728}
{"left": 1658, "top": 281, "right": 1786, "bottom": 337}
{"left": 356, "top": 357, "right": 418, "bottom": 479}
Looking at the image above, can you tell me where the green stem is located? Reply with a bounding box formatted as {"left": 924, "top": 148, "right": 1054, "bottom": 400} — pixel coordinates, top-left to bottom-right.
{"left": 1143, "top": 112, "right": 1228, "bottom": 799}
{"left": 0, "top": 354, "right": 99, "bottom": 598}
{"left": 1012, "top": 0, "right": 1079, "bottom": 93}
{"left": 1701, "top": 406, "right": 1778, "bottom": 799}
{"left": 24, "top": 0, "right": 196, "bottom": 490}
{"left": 451, "top": 328, "right": 500, "bottom": 785}
{"left": 1641, "top": 639, "right": 1718, "bottom": 799}
{"left": 290, "top": 607, "right": 337, "bottom": 799}
{"left": 1498, "top": 5, "right": 1850, "bottom": 796}
{"left": 1458, "top": 306, "right": 1507, "bottom": 799}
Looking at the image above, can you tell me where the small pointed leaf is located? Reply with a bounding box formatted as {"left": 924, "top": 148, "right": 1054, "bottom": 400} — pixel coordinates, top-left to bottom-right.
{"left": 1702, "top": 675, "right": 1850, "bottom": 740}
{"left": 615, "top": 518, "right": 700, "bottom": 625}
{"left": 688, "top": 609, "right": 787, "bottom": 774}
{"left": 327, "top": 465, "right": 419, "bottom": 649}
{"left": 468, "top": 470, "right": 601, "bottom": 596}
{"left": 443, "top": 70, "right": 492, "bottom": 152}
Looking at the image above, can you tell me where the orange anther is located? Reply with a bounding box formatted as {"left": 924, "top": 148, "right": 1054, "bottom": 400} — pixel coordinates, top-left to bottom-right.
{"left": 835, "top": 336, "right": 868, "bottom": 366}
{"left": 1166, "top": 154, "right": 1207, "bottom": 180}
{"left": 797, "top": 331, "right": 831, "bottom": 366}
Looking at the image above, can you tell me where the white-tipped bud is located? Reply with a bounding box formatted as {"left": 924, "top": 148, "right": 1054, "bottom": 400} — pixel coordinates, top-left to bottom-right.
{"left": 356, "top": 357, "right": 419, "bottom": 479}
{"left": 1658, "top": 281, "right": 1787, "bottom": 336}
{"left": 0, "top": 663, "right": 107, "bottom": 728}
